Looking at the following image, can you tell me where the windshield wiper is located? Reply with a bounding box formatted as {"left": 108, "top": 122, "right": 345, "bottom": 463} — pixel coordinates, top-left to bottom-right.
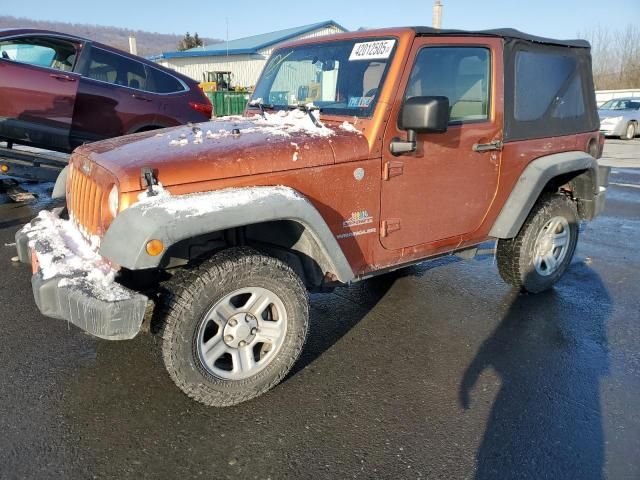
{"left": 248, "top": 100, "right": 275, "bottom": 119}
{"left": 289, "top": 103, "right": 323, "bottom": 128}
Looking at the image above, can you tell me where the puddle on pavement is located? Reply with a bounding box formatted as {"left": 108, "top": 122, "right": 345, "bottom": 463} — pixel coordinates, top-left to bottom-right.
{"left": 0, "top": 177, "right": 55, "bottom": 228}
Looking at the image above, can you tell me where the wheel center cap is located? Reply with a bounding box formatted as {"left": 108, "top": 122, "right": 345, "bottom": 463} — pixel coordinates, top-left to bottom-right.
{"left": 538, "top": 236, "right": 554, "bottom": 255}
{"left": 223, "top": 313, "right": 258, "bottom": 348}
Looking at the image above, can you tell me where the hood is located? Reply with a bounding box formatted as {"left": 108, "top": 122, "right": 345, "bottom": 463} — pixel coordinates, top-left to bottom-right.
{"left": 598, "top": 109, "right": 626, "bottom": 119}
{"left": 75, "top": 110, "right": 370, "bottom": 193}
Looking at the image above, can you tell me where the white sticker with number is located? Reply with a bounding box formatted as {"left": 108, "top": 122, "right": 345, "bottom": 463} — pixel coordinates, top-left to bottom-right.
{"left": 349, "top": 40, "right": 395, "bottom": 61}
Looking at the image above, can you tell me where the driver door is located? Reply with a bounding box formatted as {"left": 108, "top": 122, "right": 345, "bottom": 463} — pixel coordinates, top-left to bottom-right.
{"left": 380, "top": 37, "right": 503, "bottom": 251}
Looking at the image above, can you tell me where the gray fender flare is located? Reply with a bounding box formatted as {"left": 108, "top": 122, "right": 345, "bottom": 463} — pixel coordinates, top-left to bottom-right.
{"left": 100, "top": 186, "right": 355, "bottom": 283}
{"left": 489, "top": 151, "right": 603, "bottom": 239}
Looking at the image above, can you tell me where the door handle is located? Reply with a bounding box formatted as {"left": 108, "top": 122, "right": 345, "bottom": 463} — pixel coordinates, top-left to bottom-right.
{"left": 49, "top": 73, "right": 76, "bottom": 82}
{"left": 472, "top": 140, "right": 503, "bottom": 152}
{"left": 131, "top": 94, "right": 151, "bottom": 102}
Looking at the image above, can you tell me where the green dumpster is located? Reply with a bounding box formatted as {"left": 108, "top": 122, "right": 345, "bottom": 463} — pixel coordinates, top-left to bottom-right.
{"left": 206, "top": 91, "right": 250, "bottom": 117}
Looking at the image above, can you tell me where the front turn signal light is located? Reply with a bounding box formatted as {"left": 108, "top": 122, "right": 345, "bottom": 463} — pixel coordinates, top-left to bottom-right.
{"left": 146, "top": 239, "right": 164, "bottom": 256}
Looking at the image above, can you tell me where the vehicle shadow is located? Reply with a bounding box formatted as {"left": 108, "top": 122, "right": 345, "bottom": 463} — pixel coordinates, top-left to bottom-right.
{"left": 459, "top": 262, "right": 611, "bottom": 480}
{"left": 288, "top": 255, "right": 460, "bottom": 378}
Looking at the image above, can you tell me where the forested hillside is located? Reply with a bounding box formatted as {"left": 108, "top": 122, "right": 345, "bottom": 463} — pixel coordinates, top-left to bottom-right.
{"left": 0, "top": 15, "right": 221, "bottom": 56}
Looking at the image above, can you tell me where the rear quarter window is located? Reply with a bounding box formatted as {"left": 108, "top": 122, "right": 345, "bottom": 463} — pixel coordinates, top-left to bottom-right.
{"left": 147, "top": 67, "right": 186, "bottom": 93}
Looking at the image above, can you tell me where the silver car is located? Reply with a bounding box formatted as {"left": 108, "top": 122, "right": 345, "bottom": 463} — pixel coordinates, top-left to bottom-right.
{"left": 598, "top": 98, "right": 640, "bottom": 140}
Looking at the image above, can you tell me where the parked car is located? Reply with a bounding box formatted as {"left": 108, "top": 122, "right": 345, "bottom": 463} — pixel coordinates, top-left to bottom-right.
{"left": 598, "top": 97, "right": 640, "bottom": 140}
{"left": 0, "top": 28, "right": 212, "bottom": 153}
{"left": 16, "top": 27, "right": 608, "bottom": 407}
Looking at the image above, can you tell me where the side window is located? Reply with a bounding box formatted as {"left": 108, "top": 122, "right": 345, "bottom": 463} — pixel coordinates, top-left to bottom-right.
{"left": 86, "top": 47, "right": 149, "bottom": 91}
{"left": 147, "top": 67, "right": 185, "bottom": 93}
{"left": 0, "top": 36, "right": 78, "bottom": 71}
{"left": 405, "top": 47, "right": 491, "bottom": 123}
{"left": 514, "top": 51, "right": 585, "bottom": 121}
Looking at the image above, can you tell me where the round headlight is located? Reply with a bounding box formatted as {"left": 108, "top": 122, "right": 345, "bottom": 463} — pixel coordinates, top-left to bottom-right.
{"left": 108, "top": 185, "right": 119, "bottom": 218}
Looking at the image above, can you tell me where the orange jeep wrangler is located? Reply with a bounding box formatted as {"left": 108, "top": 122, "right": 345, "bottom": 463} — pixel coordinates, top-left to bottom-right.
{"left": 16, "top": 27, "right": 609, "bottom": 407}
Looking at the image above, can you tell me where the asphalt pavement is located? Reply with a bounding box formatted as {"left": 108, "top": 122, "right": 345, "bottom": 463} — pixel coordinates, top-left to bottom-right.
{"left": 0, "top": 140, "right": 639, "bottom": 479}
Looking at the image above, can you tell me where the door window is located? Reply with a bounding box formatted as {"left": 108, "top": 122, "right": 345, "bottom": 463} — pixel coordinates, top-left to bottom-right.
{"left": 86, "top": 47, "right": 149, "bottom": 91}
{"left": 0, "top": 36, "right": 78, "bottom": 71}
{"left": 405, "top": 47, "right": 491, "bottom": 123}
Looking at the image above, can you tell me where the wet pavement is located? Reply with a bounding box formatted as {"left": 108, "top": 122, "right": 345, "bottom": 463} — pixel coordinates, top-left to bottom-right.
{"left": 0, "top": 140, "right": 639, "bottom": 479}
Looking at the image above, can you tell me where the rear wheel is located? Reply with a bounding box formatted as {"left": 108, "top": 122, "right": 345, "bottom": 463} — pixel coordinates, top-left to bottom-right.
{"left": 497, "top": 194, "right": 579, "bottom": 293}
{"left": 158, "top": 247, "right": 309, "bottom": 407}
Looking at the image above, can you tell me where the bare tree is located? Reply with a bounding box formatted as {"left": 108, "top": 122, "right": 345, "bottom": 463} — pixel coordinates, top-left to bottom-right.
{"left": 580, "top": 24, "right": 640, "bottom": 90}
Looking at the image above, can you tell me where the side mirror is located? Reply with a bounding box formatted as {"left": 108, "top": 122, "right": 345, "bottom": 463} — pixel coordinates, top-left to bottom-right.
{"left": 400, "top": 96, "right": 450, "bottom": 133}
{"left": 390, "top": 96, "right": 450, "bottom": 156}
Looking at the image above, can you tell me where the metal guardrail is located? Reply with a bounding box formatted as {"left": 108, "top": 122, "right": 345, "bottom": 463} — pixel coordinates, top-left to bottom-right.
{"left": 0, "top": 146, "right": 68, "bottom": 183}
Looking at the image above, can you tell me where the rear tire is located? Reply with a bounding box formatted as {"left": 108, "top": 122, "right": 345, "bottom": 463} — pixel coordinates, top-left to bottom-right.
{"left": 496, "top": 194, "right": 579, "bottom": 293}
{"left": 158, "top": 247, "right": 309, "bottom": 407}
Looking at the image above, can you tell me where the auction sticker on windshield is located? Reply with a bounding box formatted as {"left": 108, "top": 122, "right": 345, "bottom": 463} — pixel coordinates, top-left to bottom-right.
{"left": 349, "top": 40, "right": 395, "bottom": 61}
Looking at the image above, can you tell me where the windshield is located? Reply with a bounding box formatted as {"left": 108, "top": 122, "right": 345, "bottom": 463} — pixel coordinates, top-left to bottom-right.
{"left": 599, "top": 99, "right": 640, "bottom": 111}
{"left": 251, "top": 38, "right": 396, "bottom": 117}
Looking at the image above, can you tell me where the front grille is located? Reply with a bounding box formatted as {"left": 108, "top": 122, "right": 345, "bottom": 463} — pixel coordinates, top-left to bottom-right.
{"left": 67, "top": 164, "right": 103, "bottom": 236}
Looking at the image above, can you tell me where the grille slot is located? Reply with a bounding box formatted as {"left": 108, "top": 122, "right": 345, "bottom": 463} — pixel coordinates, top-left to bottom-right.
{"left": 67, "top": 164, "right": 103, "bottom": 236}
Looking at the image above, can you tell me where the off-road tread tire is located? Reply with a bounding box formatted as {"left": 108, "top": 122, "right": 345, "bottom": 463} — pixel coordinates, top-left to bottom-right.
{"left": 157, "top": 247, "right": 309, "bottom": 407}
{"left": 496, "top": 194, "right": 579, "bottom": 294}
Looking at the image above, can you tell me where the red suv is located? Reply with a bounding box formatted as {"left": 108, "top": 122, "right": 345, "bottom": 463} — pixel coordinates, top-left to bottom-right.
{"left": 0, "top": 28, "right": 212, "bottom": 153}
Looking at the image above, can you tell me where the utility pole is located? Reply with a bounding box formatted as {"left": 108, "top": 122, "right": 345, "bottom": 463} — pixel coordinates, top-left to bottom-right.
{"left": 432, "top": 0, "right": 443, "bottom": 29}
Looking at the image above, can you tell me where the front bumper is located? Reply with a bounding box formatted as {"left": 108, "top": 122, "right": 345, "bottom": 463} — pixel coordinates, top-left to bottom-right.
{"left": 15, "top": 214, "right": 148, "bottom": 340}
{"left": 599, "top": 121, "right": 625, "bottom": 137}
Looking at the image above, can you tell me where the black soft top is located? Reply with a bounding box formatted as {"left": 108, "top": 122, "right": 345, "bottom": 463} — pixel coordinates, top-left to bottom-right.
{"left": 412, "top": 27, "right": 590, "bottom": 49}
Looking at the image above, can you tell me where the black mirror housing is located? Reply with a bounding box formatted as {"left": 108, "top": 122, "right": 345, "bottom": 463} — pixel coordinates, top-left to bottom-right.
{"left": 400, "top": 96, "right": 450, "bottom": 134}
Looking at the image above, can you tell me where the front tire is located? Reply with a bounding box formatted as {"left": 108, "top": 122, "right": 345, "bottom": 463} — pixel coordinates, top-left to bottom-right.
{"left": 621, "top": 122, "right": 636, "bottom": 140}
{"left": 159, "top": 247, "right": 309, "bottom": 407}
{"left": 497, "top": 194, "right": 579, "bottom": 293}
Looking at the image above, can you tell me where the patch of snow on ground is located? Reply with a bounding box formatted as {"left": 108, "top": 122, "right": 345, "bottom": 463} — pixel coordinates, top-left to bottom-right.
{"left": 340, "top": 121, "right": 362, "bottom": 134}
{"left": 134, "top": 186, "right": 302, "bottom": 218}
{"left": 20, "top": 210, "right": 131, "bottom": 302}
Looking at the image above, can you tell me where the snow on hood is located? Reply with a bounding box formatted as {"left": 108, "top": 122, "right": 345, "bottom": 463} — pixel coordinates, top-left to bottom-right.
{"left": 166, "top": 109, "right": 334, "bottom": 147}
{"left": 135, "top": 184, "right": 303, "bottom": 218}
{"left": 21, "top": 210, "right": 131, "bottom": 302}
{"left": 76, "top": 111, "right": 367, "bottom": 193}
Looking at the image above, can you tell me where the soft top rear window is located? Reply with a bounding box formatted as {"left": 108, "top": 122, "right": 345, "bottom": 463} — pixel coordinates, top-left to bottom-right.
{"left": 503, "top": 40, "right": 598, "bottom": 142}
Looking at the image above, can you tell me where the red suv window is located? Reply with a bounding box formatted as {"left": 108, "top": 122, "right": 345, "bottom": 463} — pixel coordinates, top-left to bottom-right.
{"left": 86, "top": 47, "right": 148, "bottom": 91}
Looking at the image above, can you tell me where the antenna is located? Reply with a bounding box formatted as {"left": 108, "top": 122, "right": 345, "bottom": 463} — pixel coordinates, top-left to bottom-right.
{"left": 226, "top": 17, "right": 229, "bottom": 57}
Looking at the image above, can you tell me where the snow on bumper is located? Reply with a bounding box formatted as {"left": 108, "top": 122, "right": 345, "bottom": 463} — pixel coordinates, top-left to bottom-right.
{"left": 15, "top": 210, "right": 147, "bottom": 340}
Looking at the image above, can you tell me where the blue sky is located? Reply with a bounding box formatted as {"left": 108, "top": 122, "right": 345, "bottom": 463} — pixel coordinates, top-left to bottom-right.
{"left": 7, "top": 0, "right": 639, "bottom": 40}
